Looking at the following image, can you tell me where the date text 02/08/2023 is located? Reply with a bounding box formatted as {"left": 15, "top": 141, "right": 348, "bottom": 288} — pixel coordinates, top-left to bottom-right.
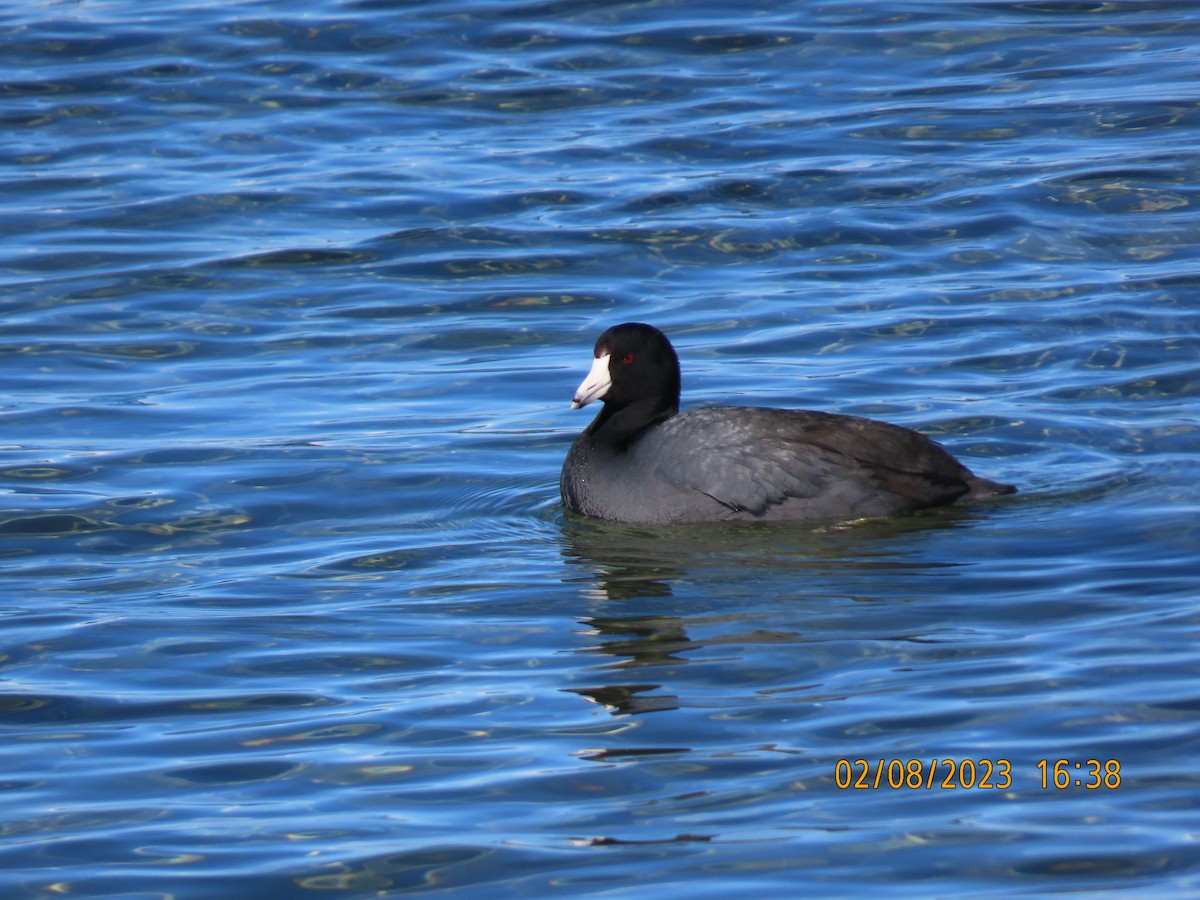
{"left": 834, "top": 759, "right": 1122, "bottom": 791}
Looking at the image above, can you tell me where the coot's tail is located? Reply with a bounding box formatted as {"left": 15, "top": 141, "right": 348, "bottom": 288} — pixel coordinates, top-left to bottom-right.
{"left": 965, "top": 474, "right": 1017, "bottom": 498}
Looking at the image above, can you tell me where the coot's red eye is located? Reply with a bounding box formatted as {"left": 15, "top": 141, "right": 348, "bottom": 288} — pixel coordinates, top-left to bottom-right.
{"left": 621, "top": 353, "right": 634, "bottom": 364}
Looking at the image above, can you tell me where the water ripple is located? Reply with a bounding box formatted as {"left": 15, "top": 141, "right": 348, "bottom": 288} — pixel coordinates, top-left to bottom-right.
{"left": 2, "top": 0, "right": 1199, "bottom": 896}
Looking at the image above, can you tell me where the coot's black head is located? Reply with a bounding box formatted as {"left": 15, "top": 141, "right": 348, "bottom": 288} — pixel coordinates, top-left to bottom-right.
{"left": 571, "top": 323, "right": 681, "bottom": 427}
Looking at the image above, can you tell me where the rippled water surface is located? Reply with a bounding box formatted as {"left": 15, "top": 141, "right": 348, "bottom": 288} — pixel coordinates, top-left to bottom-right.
{"left": 3, "top": 0, "right": 1199, "bottom": 896}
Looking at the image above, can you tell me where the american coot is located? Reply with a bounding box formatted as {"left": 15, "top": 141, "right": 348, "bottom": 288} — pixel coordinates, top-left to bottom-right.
{"left": 561, "top": 322, "right": 1016, "bottom": 524}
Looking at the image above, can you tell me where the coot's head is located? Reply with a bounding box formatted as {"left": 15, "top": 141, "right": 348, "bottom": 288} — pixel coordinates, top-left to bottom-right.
{"left": 571, "top": 322, "right": 681, "bottom": 417}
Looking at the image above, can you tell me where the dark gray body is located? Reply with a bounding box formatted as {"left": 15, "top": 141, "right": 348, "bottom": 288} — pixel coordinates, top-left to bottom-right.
{"left": 561, "top": 406, "right": 1013, "bottom": 525}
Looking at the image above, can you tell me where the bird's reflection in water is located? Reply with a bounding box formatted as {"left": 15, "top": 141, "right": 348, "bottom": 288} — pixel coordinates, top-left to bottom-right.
{"left": 563, "top": 681, "right": 679, "bottom": 716}
{"left": 560, "top": 505, "right": 984, "bottom": 600}
{"left": 558, "top": 507, "right": 990, "bottom": 718}
{"left": 580, "top": 615, "right": 700, "bottom": 668}
{"left": 565, "top": 614, "right": 699, "bottom": 715}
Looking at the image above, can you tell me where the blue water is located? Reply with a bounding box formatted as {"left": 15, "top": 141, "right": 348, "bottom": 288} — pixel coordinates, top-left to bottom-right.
{"left": 3, "top": 1, "right": 1199, "bottom": 896}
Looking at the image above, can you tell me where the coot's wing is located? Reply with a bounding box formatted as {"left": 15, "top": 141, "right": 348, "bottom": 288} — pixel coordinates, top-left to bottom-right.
{"left": 643, "top": 407, "right": 973, "bottom": 518}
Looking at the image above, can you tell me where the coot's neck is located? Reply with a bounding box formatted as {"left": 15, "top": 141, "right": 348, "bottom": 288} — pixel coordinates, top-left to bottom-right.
{"left": 587, "top": 397, "right": 678, "bottom": 451}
